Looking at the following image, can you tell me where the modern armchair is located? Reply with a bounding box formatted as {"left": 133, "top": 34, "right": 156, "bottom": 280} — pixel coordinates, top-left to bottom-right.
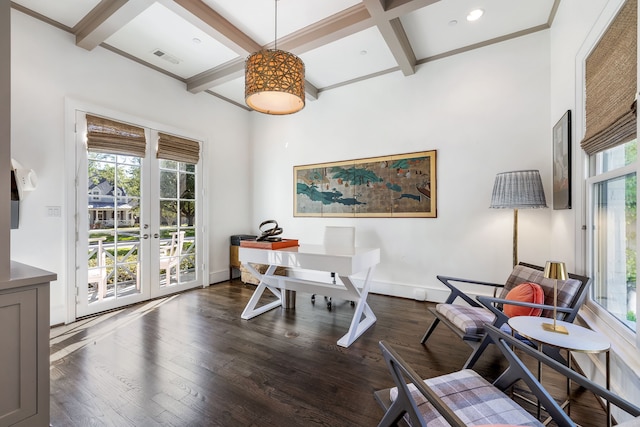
{"left": 375, "top": 324, "right": 640, "bottom": 427}
{"left": 420, "top": 262, "right": 590, "bottom": 368}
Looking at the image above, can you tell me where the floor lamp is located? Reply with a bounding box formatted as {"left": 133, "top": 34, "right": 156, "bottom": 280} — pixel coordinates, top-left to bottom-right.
{"left": 490, "top": 170, "right": 548, "bottom": 267}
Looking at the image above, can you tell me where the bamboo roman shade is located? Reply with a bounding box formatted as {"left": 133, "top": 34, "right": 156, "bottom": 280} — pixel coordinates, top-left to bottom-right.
{"left": 86, "top": 114, "right": 147, "bottom": 157}
{"left": 581, "top": 0, "right": 637, "bottom": 155}
{"left": 156, "top": 132, "right": 200, "bottom": 164}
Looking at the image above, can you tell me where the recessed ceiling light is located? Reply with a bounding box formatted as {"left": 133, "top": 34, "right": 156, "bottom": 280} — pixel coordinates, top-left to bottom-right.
{"left": 467, "top": 9, "right": 484, "bottom": 21}
{"left": 360, "top": 50, "right": 368, "bottom": 55}
{"left": 448, "top": 20, "right": 458, "bottom": 26}
{"left": 192, "top": 37, "right": 201, "bottom": 44}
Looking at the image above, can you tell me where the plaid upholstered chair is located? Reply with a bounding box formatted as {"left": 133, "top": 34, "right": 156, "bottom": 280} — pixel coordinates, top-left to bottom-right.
{"left": 420, "top": 262, "right": 590, "bottom": 368}
{"left": 375, "top": 325, "right": 640, "bottom": 427}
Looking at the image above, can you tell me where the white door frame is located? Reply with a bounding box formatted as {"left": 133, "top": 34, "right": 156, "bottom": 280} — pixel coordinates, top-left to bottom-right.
{"left": 64, "top": 98, "right": 209, "bottom": 324}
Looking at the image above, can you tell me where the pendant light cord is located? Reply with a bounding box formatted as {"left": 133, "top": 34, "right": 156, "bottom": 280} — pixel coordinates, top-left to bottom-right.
{"left": 274, "top": 0, "right": 278, "bottom": 50}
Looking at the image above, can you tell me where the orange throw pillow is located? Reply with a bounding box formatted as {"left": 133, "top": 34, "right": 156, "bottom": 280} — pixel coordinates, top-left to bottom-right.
{"left": 503, "top": 282, "right": 544, "bottom": 317}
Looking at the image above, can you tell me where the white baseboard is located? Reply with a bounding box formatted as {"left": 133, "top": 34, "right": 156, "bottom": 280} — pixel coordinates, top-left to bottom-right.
{"left": 51, "top": 303, "right": 67, "bottom": 326}
{"left": 210, "top": 269, "right": 231, "bottom": 285}
{"left": 208, "top": 268, "right": 492, "bottom": 304}
{"left": 369, "top": 280, "right": 450, "bottom": 302}
{"left": 209, "top": 270, "right": 496, "bottom": 302}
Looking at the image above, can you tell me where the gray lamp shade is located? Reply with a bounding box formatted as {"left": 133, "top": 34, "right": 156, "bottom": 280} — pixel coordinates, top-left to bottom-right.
{"left": 490, "top": 170, "right": 548, "bottom": 209}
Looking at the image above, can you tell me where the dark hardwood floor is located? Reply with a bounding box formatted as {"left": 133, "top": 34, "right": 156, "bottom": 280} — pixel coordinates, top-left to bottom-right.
{"left": 50, "top": 280, "right": 605, "bottom": 426}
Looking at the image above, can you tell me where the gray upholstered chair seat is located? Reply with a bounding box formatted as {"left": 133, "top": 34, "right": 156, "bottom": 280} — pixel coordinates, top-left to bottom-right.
{"left": 435, "top": 304, "right": 495, "bottom": 337}
{"left": 388, "top": 369, "right": 542, "bottom": 426}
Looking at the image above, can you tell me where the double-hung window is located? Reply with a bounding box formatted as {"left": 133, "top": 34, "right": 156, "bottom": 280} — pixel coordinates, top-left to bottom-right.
{"left": 582, "top": 0, "right": 638, "bottom": 340}
{"left": 587, "top": 141, "right": 637, "bottom": 334}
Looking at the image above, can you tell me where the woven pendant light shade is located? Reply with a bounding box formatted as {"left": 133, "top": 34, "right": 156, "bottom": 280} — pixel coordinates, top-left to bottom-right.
{"left": 245, "top": 49, "right": 305, "bottom": 115}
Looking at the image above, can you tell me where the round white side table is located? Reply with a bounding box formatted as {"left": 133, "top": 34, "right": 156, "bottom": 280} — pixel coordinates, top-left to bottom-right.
{"left": 508, "top": 316, "right": 611, "bottom": 426}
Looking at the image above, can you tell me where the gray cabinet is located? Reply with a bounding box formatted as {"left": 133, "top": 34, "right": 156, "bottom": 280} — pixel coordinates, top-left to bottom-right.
{"left": 0, "top": 262, "right": 55, "bottom": 427}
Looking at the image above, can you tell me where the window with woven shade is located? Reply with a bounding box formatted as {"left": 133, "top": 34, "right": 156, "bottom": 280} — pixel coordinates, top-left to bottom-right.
{"left": 156, "top": 132, "right": 200, "bottom": 164}
{"left": 580, "top": 0, "right": 637, "bottom": 155}
{"left": 584, "top": 0, "right": 638, "bottom": 338}
{"left": 85, "top": 114, "right": 147, "bottom": 157}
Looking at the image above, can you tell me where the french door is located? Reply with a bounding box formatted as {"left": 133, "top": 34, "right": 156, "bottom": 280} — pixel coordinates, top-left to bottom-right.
{"left": 75, "top": 111, "right": 202, "bottom": 317}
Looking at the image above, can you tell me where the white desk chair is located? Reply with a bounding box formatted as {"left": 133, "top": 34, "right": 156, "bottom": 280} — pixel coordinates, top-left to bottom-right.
{"left": 312, "top": 226, "right": 355, "bottom": 310}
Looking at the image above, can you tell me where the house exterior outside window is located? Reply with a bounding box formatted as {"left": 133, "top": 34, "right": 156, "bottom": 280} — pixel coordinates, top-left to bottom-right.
{"left": 87, "top": 177, "right": 137, "bottom": 228}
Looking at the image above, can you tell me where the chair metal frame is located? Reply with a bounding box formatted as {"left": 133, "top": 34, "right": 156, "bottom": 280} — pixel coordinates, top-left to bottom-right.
{"left": 420, "top": 262, "right": 591, "bottom": 368}
{"left": 376, "top": 324, "right": 640, "bottom": 427}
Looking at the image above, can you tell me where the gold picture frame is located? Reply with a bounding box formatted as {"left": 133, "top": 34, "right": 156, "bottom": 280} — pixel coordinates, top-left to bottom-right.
{"left": 294, "top": 150, "right": 436, "bottom": 218}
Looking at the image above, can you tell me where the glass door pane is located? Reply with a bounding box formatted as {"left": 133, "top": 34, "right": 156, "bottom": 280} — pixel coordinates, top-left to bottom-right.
{"left": 76, "top": 112, "right": 202, "bottom": 319}
{"left": 157, "top": 160, "right": 197, "bottom": 292}
{"left": 87, "top": 153, "right": 143, "bottom": 304}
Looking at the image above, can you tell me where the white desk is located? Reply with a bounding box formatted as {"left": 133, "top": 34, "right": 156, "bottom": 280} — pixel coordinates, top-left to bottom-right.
{"left": 239, "top": 244, "right": 380, "bottom": 348}
{"left": 508, "top": 316, "right": 611, "bottom": 426}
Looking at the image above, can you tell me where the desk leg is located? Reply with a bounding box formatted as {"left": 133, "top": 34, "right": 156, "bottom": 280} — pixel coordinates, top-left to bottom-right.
{"left": 336, "top": 267, "right": 377, "bottom": 348}
{"left": 240, "top": 264, "right": 283, "bottom": 320}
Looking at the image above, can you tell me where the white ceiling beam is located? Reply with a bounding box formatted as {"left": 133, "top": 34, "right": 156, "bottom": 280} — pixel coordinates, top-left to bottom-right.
{"left": 361, "top": 0, "right": 439, "bottom": 76}
{"left": 168, "top": 0, "right": 260, "bottom": 54}
{"left": 384, "top": 0, "right": 441, "bottom": 19}
{"left": 73, "top": 0, "right": 442, "bottom": 102}
{"left": 74, "top": 0, "right": 155, "bottom": 50}
{"left": 186, "top": 58, "right": 245, "bottom": 93}
{"left": 277, "top": 4, "right": 372, "bottom": 54}
{"left": 377, "top": 17, "right": 416, "bottom": 76}
{"left": 184, "top": 3, "right": 372, "bottom": 96}
{"left": 305, "top": 81, "right": 319, "bottom": 102}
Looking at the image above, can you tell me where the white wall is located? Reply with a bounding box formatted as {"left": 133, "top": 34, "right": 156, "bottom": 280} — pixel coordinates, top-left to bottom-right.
{"left": 10, "top": 9, "right": 253, "bottom": 325}
{"left": 248, "top": 31, "right": 553, "bottom": 300}
{"left": 549, "top": 0, "right": 610, "bottom": 272}
{"left": 550, "top": 0, "right": 640, "bottom": 417}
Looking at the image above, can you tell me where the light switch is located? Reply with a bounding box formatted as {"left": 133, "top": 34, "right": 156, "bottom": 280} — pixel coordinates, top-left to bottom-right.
{"left": 46, "top": 206, "right": 61, "bottom": 217}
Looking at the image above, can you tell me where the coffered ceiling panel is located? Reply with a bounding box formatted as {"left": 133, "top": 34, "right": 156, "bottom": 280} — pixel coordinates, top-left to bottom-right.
{"left": 12, "top": 0, "right": 101, "bottom": 28}
{"left": 201, "top": 0, "right": 362, "bottom": 45}
{"left": 104, "top": 2, "right": 237, "bottom": 79}
{"left": 402, "top": 0, "right": 557, "bottom": 59}
{"left": 300, "top": 26, "right": 398, "bottom": 89}
{"left": 11, "top": 0, "right": 559, "bottom": 112}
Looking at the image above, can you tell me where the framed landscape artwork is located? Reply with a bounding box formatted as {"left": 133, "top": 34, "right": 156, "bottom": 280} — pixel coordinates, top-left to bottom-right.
{"left": 553, "top": 110, "right": 571, "bottom": 210}
{"left": 294, "top": 150, "right": 436, "bottom": 218}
